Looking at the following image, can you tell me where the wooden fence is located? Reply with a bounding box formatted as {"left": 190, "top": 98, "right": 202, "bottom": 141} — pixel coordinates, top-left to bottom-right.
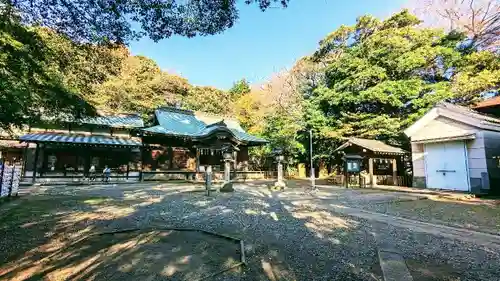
{"left": 328, "top": 174, "right": 412, "bottom": 187}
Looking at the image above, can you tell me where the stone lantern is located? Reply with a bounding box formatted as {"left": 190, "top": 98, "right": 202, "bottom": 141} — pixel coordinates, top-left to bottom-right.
{"left": 220, "top": 146, "right": 236, "bottom": 192}
{"left": 272, "top": 148, "right": 287, "bottom": 190}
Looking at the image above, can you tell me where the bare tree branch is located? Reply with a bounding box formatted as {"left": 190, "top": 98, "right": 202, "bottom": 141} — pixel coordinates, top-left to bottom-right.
{"left": 409, "top": 0, "right": 499, "bottom": 50}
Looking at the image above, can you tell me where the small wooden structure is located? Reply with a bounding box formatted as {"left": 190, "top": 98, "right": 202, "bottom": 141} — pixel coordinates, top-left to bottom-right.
{"left": 343, "top": 154, "right": 364, "bottom": 188}
{"left": 335, "top": 138, "right": 407, "bottom": 187}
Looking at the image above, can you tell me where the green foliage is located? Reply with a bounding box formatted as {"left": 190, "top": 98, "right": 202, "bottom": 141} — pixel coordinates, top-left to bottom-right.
{"left": 0, "top": 19, "right": 101, "bottom": 131}
{"left": 233, "top": 92, "right": 263, "bottom": 132}
{"left": 1, "top": 0, "right": 289, "bottom": 43}
{"left": 228, "top": 79, "right": 251, "bottom": 99}
{"left": 1, "top": 6, "right": 498, "bottom": 174}
{"left": 261, "top": 108, "right": 305, "bottom": 155}
{"left": 452, "top": 51, "right": 500, "bottom": 104}
{"left": 91, "top": 54, "right": 190, "bottom": 115}
{"left": 183, "top": 86, "right": 232, "bottom": 114}
{"left": 296, "top": 9, "right": 500, "bottom": 165}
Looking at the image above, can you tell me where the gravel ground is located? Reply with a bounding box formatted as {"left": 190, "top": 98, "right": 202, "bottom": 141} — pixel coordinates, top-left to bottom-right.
{"left": 358, "top": 197, "right": 500, "bottom": 235}
{"left": 1, "top": 182, "right": 499, "bottom": 281}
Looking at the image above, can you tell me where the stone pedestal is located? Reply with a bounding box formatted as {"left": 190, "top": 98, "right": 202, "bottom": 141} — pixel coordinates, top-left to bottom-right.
{"left": 272, "top": 161, "right": 287, "bottom": 191}
{"left": 220, "top": 160, "right": 234, "bottom": 192}
{"left": 204, "top": 165, "right": 213, "bottom": 196}
{"left": 220, "top": 182, "right": 234, "bottom": 192}
{"left": 224, "top": 161, "right": 231, "bottom": 182}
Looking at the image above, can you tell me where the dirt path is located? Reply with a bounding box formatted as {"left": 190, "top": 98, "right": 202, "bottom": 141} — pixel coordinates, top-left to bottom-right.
{"left": 279, "top": 187, "right": 500, "bottom": 249}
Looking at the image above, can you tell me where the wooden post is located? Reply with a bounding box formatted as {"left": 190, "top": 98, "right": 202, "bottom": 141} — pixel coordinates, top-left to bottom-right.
{"left": 126, "top": 149, "right": 130, "bottom": 180}
{"left": 368, "top": 157, "right": 374, "bottom": 187}
{"left": 21, "top": 143, "right": 29, "bottom": 181}
{"left": 344, "top": 160, "right": 348, "bottom": 188}
{"left": 233, "top": 151, "right": 238, "bottom": 180}
{"left": 196, "top": 148, "right": 200, "bottom": 172}
{"left": 85, "top": 151, "right": 91, "bottom": 178}
{"left": 392, "top": 158, "right": 398, "bottom": 186}
{"left": 32, "top": 143, "right": 40, "bottom": 184}
{"left": 139, "top": 145, "right": 145, "bottom": 182}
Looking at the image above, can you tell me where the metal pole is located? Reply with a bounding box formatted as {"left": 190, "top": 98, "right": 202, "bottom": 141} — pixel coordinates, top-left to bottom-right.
{"left": 309, "top": 130, "right": 315, "bottom": 189}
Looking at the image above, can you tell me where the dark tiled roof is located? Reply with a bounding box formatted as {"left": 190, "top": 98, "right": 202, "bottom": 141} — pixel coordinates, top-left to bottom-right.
{"left": 143, "top": 107, "right": 267, "bottom": 144}
{"left": 77, "top": 115, "right": 144, "bottom": 128}
{"left": 19, "top": 133, "right": 142, "bottom": 147}
{"left": 336, "top": 137, "right": 406, "bottom": 154}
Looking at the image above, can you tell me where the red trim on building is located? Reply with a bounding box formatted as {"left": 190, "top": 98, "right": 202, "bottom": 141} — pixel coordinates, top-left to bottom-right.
{"left": 474, "top": 96, "right": 500, "bottom": 109}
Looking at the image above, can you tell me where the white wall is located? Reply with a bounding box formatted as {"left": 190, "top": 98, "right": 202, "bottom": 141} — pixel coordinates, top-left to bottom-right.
{"left": 411, "top": 116, "right": 481, "bottom": 178}
{"left": 410, "top": 116, "right": 487, "bottom": 183}
{"left": 411, "top": 142, "right": 425, "bottom": 177}
{"left": 466, "top": 131, "right": 487, "bottom": 179}
{"left": 412, "top": 116, "right": 478, "bottom": 142}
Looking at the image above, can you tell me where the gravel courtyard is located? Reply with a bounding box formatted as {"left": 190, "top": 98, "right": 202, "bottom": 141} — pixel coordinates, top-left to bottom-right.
{"left": 0, "top": 182, "right": 499, "bottom": 281}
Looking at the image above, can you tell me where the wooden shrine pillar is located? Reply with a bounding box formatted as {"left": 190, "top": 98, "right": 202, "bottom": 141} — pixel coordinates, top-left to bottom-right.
{"left": 126, "top": 148, "right": 130, "bottom": 180}
{"left": 32, "top": 143, "right": 41, "bottom": 184}
{"left": 84, "top": 150, "right": 91, "bottom": 178}
{"left": 368, "top": 157, "right": 374, "bottom": 187}
{"left": 21, "top": 143, "right": 29, "bottom": 181}
{"left": 392, "top": 158, "right": 398, "bottom": 186}
{"left": 196, "top": 148, "right": 200, "bottom": 172}
{"left": 139, "top": 144, "right": 145, "bottom": 182}
{"left": 233, "top": 151, "right": 238, "bottom": 180}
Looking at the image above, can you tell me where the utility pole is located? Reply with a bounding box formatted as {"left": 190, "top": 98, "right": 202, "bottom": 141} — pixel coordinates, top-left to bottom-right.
{"left": 309, "top": 129, "right": 315, "bottom": 190}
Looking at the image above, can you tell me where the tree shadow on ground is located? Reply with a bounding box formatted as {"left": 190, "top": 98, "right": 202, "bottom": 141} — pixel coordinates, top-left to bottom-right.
{"left": 0, "top": 182, "right": 385, "bottom": 280}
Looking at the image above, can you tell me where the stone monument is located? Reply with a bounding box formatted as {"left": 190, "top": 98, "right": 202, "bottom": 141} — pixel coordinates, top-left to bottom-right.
{"left": 272, "top": 148, "right": 287, "bottom": 190}
{"left": 220, "top": 148, "right": 235, "bottom": 192}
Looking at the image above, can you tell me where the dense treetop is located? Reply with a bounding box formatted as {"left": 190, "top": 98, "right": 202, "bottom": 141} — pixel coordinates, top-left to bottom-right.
{"left": 305, "top": 10, "right": 498, "bottom": 156}
{"left": 0, "top": 0, "right": 289, "bottom": 43}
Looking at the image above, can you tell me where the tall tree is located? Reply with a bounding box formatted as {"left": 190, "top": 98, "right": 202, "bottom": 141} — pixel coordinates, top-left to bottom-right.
{"left": 0, "top": 19, "right": 120, "bottom": 131}
{"left": 228, "top": 79, "right": 251, "bottom": 99}
{"left": 0, "top": 0, "right": 290, "bottom": 43}
{"left": 0, "top": 0, "right": 290, "bottom": 130}
{"left": 183, "top": 86, "right": 232, "bottom": 114}
{"left": 307, "top": 9, "right": 499, "bottom": 158}
{"left": 91, "top": 54, "right": 190, "bottom": 114}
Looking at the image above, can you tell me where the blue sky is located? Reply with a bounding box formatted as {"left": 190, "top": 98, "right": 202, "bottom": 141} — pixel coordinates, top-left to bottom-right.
{"left": 129, "top": 0, "right": 407, "bottom": 89}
